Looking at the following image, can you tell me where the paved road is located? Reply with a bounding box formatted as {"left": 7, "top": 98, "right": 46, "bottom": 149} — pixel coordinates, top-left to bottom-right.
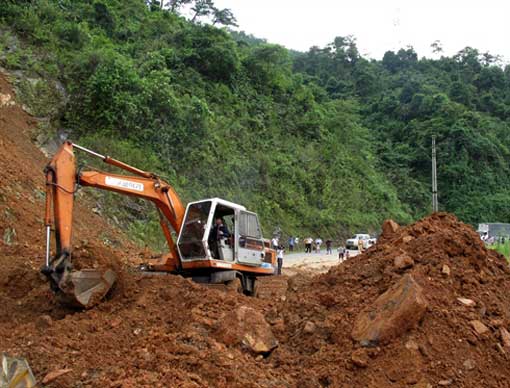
{"left": 281, "top": 249, "right": 360, "bottom": 275}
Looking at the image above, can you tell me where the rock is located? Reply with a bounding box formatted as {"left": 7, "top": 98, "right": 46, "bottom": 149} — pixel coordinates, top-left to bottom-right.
{"left": 110, "top": 317, "right": 122, "bottom": 328}
{"left": 490, "top": 319, "right": 504, "bottom": 327}
{"left": 0, "top": 93, "right": 15, "bottom": 107}
{"left": 441, "top": 264, "right": 451, "bottom": 276}
{"left": 500, "top": 327, "right": 510, "bottom": 348}
{"left": 214, "top": 306, "right": 278, "bottom": 355}
{"left": 352, "top": 274, "right": 428, "bottom": 346}
{"left": 470, "top": 320, "right": 489, "bottom": 335}
{"left": 402, "top": 235, "right": 414, "bottom": 243}
{"left": 463, "top": 359, "right": 476, "bottom": 371}
{"left": 381, "top": 219, "right": 400, "bottom": 238}
{"left": 303, "top": 321, "right": 316, "bottom": 334}
{"left": 42, "top": 368, "right": 72, "bottom": 384}
{"left": 351, "top": 348, "right": 369, "bottom": 368}
{"left": 35, "top": 314, "right": 53, "bottom": 330}
{"left": 3, "top": 227, "right": 16, "bottom": 245}
{"left": 414, "top": 379, "right": 433, "bottom": 388}
{"left": 287, "top": 273, "right": 311, "bottom": 292}
{"left": 438, "top": 379, "right": 453, "bottom": 386}
{"left": 457, "top": 297, "right": 476, "bottom": 307}
{"left": 393, "top": 254, "right": 414, "bottom": 270}
{"left": 405, "top": 339, "right": 419, "bottom": 351}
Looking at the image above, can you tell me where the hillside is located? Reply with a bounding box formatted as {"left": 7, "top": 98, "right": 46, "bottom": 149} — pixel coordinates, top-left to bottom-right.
{"left": 2, "top": 0, "right": 510, "bottom": 244}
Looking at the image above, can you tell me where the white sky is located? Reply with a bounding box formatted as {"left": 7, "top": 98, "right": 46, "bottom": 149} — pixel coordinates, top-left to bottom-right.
{"left": 214, "top": 0, "right": 509, "bottom": 61}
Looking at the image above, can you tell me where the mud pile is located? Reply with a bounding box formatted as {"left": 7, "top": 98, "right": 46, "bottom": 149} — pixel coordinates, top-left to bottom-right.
{"left": 278, "top": 213, "right": 510, "bottom": 387}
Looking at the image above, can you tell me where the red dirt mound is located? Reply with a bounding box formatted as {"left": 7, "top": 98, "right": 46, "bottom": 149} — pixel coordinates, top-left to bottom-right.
{"left": 277, "top": 213, "right": 510, "bottom": 387}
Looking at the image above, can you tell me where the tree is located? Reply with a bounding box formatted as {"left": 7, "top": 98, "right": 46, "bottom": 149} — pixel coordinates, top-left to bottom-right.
{"left": 93, "top": 2, "right": 115, "bottom": 35}
{"left": 191, "top": 0, "right": 214, "bottom": 22}
{"left": 431, "top": 40, "right": 443, "bottom": 55}
{"left": 212, "top": 7, "right": 237, "bottom": 27}
{"left": 165, "top": 0, "right": 192, "bottom": 12}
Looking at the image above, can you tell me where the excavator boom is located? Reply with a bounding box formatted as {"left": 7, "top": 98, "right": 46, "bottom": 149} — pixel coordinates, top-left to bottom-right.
{"left": 42, "top": 141, "right": 185, "bottom": 308}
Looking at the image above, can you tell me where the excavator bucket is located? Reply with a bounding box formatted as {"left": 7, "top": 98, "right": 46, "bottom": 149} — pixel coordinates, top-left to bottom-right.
{"left": 57, "top": 269, "right": 117, "bottom": 309}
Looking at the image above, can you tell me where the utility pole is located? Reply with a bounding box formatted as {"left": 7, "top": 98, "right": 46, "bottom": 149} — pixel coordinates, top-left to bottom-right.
{"left": 432, "top": 135, "right": 438, "bottom": 212}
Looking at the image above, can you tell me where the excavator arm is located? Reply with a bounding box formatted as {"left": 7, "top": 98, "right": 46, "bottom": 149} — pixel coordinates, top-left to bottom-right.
{"left": 42, "top": 141, "right": 185, "bottom": 308}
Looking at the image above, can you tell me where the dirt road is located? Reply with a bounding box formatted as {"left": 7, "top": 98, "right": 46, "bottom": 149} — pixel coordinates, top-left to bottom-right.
{"left": 282, "top": 249, "right": 359, "bottom": 275}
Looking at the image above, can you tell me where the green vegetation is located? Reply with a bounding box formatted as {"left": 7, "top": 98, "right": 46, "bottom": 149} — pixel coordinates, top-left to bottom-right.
{"left": 490, "top": 241, "right": 510, "bottom": 260}
{"left": 2, "top": 1, "right": 510, "bottom": 247}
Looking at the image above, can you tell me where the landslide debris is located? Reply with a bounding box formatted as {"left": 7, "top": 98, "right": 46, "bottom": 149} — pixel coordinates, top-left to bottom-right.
{"left": 278, "top": 213, "right": 510, "bottom": 387}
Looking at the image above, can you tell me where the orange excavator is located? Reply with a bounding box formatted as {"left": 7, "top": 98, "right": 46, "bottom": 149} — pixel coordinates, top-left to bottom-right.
{"left": 42, "top": 141, "right": 276, "bottom": 308}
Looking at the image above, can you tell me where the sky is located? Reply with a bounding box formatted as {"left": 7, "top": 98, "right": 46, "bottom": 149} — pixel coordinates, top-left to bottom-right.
{"left": 213, "top": 0, "right": 509, "bottom": 62}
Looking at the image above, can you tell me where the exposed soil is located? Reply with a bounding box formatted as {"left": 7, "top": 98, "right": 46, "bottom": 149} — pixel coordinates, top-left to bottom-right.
{"left": 2, "top": 71, "right": 510, "bottom": 387}
{"left": 278, "top": 213, "right": 510, "bottom": 387}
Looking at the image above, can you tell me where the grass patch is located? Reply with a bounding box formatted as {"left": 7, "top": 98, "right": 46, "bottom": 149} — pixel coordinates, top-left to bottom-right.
{"left": 489, "top": 241, "right": 510, "bottom": 261}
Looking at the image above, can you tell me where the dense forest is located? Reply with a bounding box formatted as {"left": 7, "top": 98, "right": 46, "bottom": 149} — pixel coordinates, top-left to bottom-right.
{"left": 2, "top": 0, "right": 510, "bottom": 247}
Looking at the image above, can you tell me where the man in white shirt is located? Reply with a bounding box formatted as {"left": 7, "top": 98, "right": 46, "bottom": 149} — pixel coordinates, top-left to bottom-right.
{"left": 315, "top": 238, "right": 323, "bottom": 253}
{"left": 276, "top": 246, "right": 284, "bottom": 275}
{"left": 271, "top": 237, "right": 279, "bottom": 251}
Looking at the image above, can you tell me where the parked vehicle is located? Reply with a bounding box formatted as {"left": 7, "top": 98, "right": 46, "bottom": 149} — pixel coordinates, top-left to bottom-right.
{"left": 477, "top": 223, "right": 510, "bottom": 241}
{"left": 345, "top": 234, "right": 376, "bottom": 250}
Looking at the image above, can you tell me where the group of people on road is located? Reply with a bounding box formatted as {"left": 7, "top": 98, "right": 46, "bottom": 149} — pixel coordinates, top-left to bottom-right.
{"left": 270, "top": 234, "right": 359, "bottom": 276}
{"left": 303, "top": 237, "right": 338, "bottom": 254}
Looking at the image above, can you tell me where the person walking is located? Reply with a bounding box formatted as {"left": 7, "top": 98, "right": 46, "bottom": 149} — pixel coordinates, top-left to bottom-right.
{"left": 357, "top": 238, "right": 364, "bottom": 253}
{"left": 315, "top": 237, "right": 323, "bottom": 253}
{"left": 338, "top": 246, "right": 345, "bottom": 261}
{"left": 304, "top": 237, "right": 313, "bottom": 253}
{"left": 288, "top": 236, "right": 295, "bottom": 252}
{"left": 276, "top": 245, "right": 284, "bottom": 275}
{"left": 325, "top": 239, "right": 333, "bottom": 255}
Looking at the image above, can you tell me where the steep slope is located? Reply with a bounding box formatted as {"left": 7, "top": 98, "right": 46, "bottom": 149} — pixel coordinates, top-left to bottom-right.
{"left": 0, "top": 71, "right": 291, "bottom": 387}
{"left": 0, "top": 0, "right": 410, "bottom": 241}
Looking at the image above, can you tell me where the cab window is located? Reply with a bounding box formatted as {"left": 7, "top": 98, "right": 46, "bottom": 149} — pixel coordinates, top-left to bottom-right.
{"left": 178, "top": 201, "right": 211, "bottom": 259}
{"left": 239, "top": 211, "right": 263, "bottom": 249}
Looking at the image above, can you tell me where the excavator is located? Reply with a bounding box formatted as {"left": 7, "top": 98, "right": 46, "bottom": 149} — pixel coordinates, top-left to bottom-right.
{"left": 42, "top": 141, "right": 276, "bottom": 308}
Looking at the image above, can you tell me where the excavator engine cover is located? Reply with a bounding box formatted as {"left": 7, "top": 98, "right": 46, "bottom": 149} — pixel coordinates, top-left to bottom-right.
{"left": 56, "top": 269, "right": 117, "bottom": 309}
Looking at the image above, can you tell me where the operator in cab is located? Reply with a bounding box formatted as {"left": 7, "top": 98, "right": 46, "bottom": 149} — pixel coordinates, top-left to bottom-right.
{"left": 209, "top": 217, "right": 231, "bottom": 259}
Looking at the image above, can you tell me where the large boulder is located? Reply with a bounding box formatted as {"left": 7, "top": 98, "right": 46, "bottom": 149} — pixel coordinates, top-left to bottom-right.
{"left": 381, "top": 219, "right": 400, "bottom": 240}
{"left": 394, "top": 254, "right": 414, "bottom": 271}
{"left": 352, "top": 274, "right": 428, "bottom": 346}
{"left": 214, "top": 305, "right": 278, "bottom": 355}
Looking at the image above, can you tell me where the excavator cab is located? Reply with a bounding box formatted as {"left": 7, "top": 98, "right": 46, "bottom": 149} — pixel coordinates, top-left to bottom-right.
{"left": 177, "top": 198, "right": 265, "bottom": 266}
{"left": 177, "top": 198, "right": 270, "bottom": 295}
